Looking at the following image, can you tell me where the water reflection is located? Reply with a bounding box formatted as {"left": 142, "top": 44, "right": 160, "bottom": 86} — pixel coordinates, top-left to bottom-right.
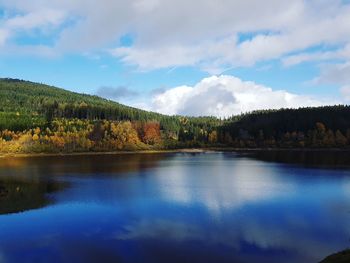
{"left": 154, "top": 155, "right": 297, "bottom": 213}
{"left": 0, "top": 154, "right": 167, "bottom": 214}
{"left": 248, "top": 150, "right": 350, "bottom": 168}
{"left": 0, "top": 179, "right": 65, "bottom": 215}
{"left": 0, "top": 152, "right": 349, "bottom": 263}
{"left": 0, "top": 153, "right": 168, "bottom": 176}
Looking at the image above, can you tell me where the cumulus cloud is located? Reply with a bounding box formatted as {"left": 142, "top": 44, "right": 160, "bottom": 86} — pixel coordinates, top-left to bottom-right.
{"left": 96, "top": 86, "right": 138, "bottom": 100}
{"left": 150, "top": 75, "right": 335, "bottom": 117}
{"left": 340, "top": 86, "right": 350, "bottom": 102}
{"left": 1, "top": 0, "right": 350, "bottom": 72}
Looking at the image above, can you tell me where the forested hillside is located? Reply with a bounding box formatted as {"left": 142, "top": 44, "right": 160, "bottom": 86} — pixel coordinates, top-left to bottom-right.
{"left": 0, "top": 78, "right": 169, "bottom": 129}
{"left": 218, "top": 106, "right": 350, "bottom": 148}
{"left": 0, "top": 78, "right": 220, "bottom": 153}
{"left": 1, "top": 78, "right": 350, "bottom": 154}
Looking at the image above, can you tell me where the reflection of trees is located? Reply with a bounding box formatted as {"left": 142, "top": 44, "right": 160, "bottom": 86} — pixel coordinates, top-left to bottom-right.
{"left": 0, "top": 153, "right": 168, "bottom": 214}
{"left": 0, "top": 179, "right": 66, "bottom": 215}
{"left": 0, "top": 153, "right": 168, "bottom": 177}
{"left": 247, "top": 150, "right": 350, "bottom": 168}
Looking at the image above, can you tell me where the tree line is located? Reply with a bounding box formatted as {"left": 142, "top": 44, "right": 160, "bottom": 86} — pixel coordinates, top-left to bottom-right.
{"left": 2, "top": 78, "right": 350, "bottom": 153}
{"left": 218, "top": 106, "right": 350, "bottom": 148}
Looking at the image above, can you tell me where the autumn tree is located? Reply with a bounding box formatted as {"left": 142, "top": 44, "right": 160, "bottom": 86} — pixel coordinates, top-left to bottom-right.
{"left": 208, "top": 131, "right": 218, "bottom": 144}
{"left": 142, "top": 122, "right": 161, "bottom": 145}
{"left": 110, "top": 121, "right": 140, "bottom": 149}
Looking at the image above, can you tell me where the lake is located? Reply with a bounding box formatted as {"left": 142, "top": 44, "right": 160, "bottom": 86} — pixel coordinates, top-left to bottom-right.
{"left": 0, "top": 151, "right": 350, "bottom": 263}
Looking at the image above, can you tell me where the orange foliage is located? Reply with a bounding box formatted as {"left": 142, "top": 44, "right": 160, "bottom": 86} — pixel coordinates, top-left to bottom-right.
{"left": 142, "top": 122, "right": 161, "bottom": 145}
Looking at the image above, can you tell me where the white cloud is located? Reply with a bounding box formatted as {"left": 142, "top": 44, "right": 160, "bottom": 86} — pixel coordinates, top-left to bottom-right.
{"left": 1, "top": 0, "right": 350, "bottom": 72}
{"left": 283, "top": 52, "right": 338, "bottom": 67}
{"left": 283, "top": 46, "right": 350, "bottom": 98}
{"left": 0, "top": 28, "right": 9, "bottom": 46}
{"left": 282, "top": 44, "right": 350, "bottom": 67}
{"left": 340, "top": 86, "right": 350, "bottom": 102}
{"left": 150, "top": 75, "right": 335, "bottom": 117}
{"left": 316, "top": 61, "right": 350, "bottom": 86}
{"left": 5, "top": 8, "right": 65, "bottom": 30}
{"left": 0, "top": 1, "right": 70, "bottom": 56}
{"left": 111, "top": 0, "right": 350, "bottom": 71}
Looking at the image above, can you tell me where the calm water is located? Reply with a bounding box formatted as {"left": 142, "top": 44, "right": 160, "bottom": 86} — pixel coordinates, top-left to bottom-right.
{"left": 0, "top": 152, "right": 350, "bottom": 263}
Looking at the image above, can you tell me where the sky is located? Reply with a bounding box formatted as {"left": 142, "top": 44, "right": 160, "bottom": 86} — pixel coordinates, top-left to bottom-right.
{"left": 0, "top": 0, "right": 350, "bottom": 117}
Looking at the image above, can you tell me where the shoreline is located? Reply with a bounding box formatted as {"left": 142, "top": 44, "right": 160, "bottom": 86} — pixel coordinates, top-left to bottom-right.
{"left": 1, "top": 147, "right": 350, "bottom": 159}
{"left": 0, "top": 148, "right": 211, "bottom": 158}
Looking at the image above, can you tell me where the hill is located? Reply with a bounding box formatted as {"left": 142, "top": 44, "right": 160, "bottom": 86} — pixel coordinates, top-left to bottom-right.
{"left": 1, "top": 78, "right": 350, "bottom": 153}
{"left": 0, "top": 78, "right": 220, "bottom": 153}
{"left": 0, "top": 78, "right": 168, "bottom": 130}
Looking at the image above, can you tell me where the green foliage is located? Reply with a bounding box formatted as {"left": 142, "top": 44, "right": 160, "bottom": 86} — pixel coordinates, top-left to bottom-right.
{"left": 2, "top": 78, "right": 350, "bottom": 152}
{"left": 219, "top": 107, "right": 350, "bottom": 148}
{"left": 0, "top": 78, "right": 219, "bottom": 141}
{"left": 220, "top": 106, "right": 350, "bottom": 138}
{"left": 0, "top": 78, "right": 163, "bottom": 121}
{"left": 0, "top": 112, "right": 46, "bottom": 132}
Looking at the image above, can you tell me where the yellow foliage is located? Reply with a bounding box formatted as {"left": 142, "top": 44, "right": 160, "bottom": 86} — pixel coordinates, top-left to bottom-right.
{"left": 34, "top": 127, "right": 41, "bottom": 135}
{"left": 208, "top": 131, "right": 218, "bottom": 144}
{"left": 0, "top": 118, "right": 157, "bottom": 154}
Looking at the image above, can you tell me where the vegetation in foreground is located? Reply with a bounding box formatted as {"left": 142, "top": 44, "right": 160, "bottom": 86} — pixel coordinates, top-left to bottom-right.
{"left": 1, "top": 78, "right": 350, "bottom": 154}
{"left": 320, "top": 249, "right": 350, "bottom": 263}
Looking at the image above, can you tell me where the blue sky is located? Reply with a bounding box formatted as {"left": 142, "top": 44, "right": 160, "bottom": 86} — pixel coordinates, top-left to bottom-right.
{"left": 0, "top": 0, "right": 349, "bottom": 117}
